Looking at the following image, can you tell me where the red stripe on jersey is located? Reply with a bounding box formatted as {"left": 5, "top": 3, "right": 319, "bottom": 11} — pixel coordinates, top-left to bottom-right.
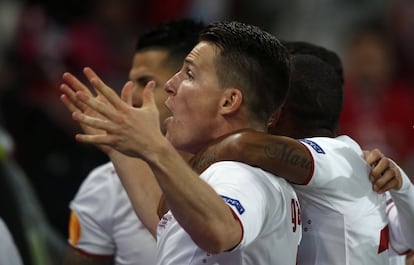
{"left": 297, "top": 141, "right": 315, "bottom": 185}
{"left": 226, "top": 205, "right": 244, "bottom": 251}
{"left": 378, "top": 225, "right": 389, "bottom": 254}
{"left": 70, "top": 244, "right": 114, "bottom": 259}
{"left": 386, "top": 204, "right": 395, "bottom": 216}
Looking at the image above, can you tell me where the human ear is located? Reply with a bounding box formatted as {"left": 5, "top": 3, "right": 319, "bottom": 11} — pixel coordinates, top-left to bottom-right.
{"left": 219, "top": 88, "right": 242, "bottom": 115}
{"left": 267, "top": 110, "right": 282, "bottom": 130}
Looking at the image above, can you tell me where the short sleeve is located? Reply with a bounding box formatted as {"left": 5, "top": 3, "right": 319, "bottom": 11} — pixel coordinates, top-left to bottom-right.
{"left": 69, "top": 162, "right": 116, "bottom": 256}
{"left": 201, "top": 162, "right": 281, "bottom": 248}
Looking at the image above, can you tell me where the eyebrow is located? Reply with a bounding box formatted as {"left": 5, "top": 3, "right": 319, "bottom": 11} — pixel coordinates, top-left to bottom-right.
{"left": 184, "top": 58, "right": 195, "bottom": 67}
{"left": 134, "top": 75, "right": 154, "bottom": 86}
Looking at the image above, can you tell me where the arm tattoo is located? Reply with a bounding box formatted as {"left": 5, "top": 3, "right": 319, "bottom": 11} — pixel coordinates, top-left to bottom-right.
{"left": 264, "top": 142, "right": 312, "bottom": 170}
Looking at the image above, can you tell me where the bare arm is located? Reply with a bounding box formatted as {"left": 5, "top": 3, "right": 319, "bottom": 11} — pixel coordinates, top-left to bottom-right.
{"left": 146, "top": 141, "right": 242, "bottom": 253}
{"left": 108, "top": 150, "right": 161, "bottom": 236}
{"left": 62, "top": 246, "right": 114, "bottom": 265}
{"left": 62, "top": 69, "right": 242, "bottom": 253}
{"left": 190, "top": 130, "right": 313, "bottom": 184}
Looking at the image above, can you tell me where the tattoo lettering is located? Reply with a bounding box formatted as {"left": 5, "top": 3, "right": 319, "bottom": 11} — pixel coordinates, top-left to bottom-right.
{"left": 265, "top": 143, "right": 312, "bottom": 169}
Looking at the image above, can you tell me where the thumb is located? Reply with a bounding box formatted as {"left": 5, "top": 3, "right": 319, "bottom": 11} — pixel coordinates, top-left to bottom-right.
{"left": 142, "top": 81, "right": 156, "bottom": 109}
{"left": 121, "top": 81, "right": 135, "bottom": 106}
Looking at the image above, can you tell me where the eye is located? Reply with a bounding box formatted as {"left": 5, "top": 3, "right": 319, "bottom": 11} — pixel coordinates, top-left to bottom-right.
{"left": 136, "top": 77, "right": 154, "bottom": 89}
{"left": 186, "top": 69, "right": 194, "bottom": 80}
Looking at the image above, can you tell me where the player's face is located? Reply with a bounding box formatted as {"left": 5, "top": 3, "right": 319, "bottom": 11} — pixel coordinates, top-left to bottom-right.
{"left": 164, "top": 42, "right": 225, "bottom": 154}
{"left": 129, "top": 50, "right": 174, "bottom": 134}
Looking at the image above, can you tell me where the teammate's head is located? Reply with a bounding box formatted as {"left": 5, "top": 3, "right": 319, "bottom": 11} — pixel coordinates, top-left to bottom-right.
{"left": 285, "top": 41, "right": 344, "bottom": 85}
{"left": 199, "top": 21, "right": 292, "bottom": 126}
{"left": 129, "top": 19, "right": 204, "bottom": 133}
{"left": 135, "top": 19, "right": 205, "bottom": 72}
{"left": 268, "top": 41, "right": 344, "bottom": 138}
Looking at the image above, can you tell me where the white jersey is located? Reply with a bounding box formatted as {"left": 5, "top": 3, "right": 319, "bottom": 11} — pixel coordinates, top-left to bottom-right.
{"left": 295, "top": 136, "right": 389, "bottom": 265}
{"left": 386, "top": 162, "right": 414, "bottom": 265}
{"left": 387, "top": 163, "right": 414, "bottom": 251}
{"left": 0, "top": 218, "right": 23, "bottom": 265}
{"left": 68, "top": 162, "right": 156, "bottom": 265}
{"left": 387, "top": 194, "right": 409, "bottom": 265}
{"left": 156, "top": 161, "right": 301, "bottom": 265}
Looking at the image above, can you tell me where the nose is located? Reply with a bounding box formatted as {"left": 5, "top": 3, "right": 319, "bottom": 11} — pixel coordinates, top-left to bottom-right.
{"left": 165, "top": 71, "right": 180, "bottom": 96}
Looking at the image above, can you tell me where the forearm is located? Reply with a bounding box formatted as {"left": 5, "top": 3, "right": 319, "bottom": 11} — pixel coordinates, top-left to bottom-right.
{"left": 192, "top": 131, "right": 312, "bottom": 184}
{"left": 237, "top": 133, "right": 312, "bottom": 184}
{"left": 147, "top": 140, "right": 242, "bottom": 253}
{"left": 389, "top": 165, "right": 414, "bottom": 248}
{"left": 108, "top": 150, "right": 161, "bottom": 237}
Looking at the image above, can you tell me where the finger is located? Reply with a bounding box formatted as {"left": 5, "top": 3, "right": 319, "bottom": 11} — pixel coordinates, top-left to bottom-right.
{"left": 142, "top": 81, "right": 156, "bottom": 109}
{"left": 72, "top": 111, "right": 114, "bottom": 131}
{"left": 377, "top": 178, "right": 400, "bottom": 194}
{"left": 75, "top": 133, "right": 115, "bottom": 146}
{"left": 83, "top": 67, "right": 105, "bottom": 96}
{"left": 365, "top": 148, "right": 384, "bottom": 165}
{"left": 373, "top": 164, "right": 402, "bottom": 192}
{"left": 120, "top": 81, "right": 135, "bottom": 106}
{"left": 75, "top": 90, "right": 121, "bottom": 122}
{"left": 369, "top": 173, "right": 376, "bottom": 184}
{"left": 372, "top": 168, "right": 394, "bottom": 191}
{"left": 62, "top": 72, "right": 94, "bottom": 96}
{"left": 60, "top": 84, "right": 89, "bottom": 112}
{"left": 388, "top": 162, "right": 402, "bottom": 189}
{"left": 82, "top": 70, "right": 127, "bottom": 111}
{"left": 370, "top": 157, "right": 390, "bottom": 179}
{"left": 60, "top": 94, "right": 79, "bottom": 113}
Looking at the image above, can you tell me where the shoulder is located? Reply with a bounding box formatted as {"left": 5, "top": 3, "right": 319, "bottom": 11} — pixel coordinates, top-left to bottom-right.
{"left": 300, "top": 136, "right": 364, "bottom": 157}
{"left": 298, "top": 136, "right": 369, "bottom": 187}
{"left": 71, "top": 161, "right": 122, "bottom": 212}
{"left": 201, "top": 161, "right": 264, "bottom": 179}
{"left": 73, "top": 162, "right": 119, "bottom": 197}
{"left": 201, "top": 161, "right": 292, "bottom": 193}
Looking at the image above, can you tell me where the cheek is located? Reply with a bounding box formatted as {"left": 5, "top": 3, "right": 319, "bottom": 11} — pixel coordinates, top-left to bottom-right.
{"left": 153, "top": 89, "right": 168, "bottom": 105}
{"left": 157, "top": 102, "right": 171, "bottom": 122}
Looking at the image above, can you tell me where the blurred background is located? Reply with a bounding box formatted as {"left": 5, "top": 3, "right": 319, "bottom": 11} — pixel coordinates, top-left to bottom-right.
{"left": 0, "top": 0, "right": 413, "bottom": 264}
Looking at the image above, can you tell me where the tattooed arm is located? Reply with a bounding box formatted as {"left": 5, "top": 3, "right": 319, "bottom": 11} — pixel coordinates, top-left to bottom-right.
{"left": 189, "top": 129, "right": 312, "bottom": 184}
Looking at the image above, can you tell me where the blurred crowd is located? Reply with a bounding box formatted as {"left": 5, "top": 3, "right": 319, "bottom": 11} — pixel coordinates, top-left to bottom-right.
{"left": 0, "top": 0, "right": 413, "bottom": 263}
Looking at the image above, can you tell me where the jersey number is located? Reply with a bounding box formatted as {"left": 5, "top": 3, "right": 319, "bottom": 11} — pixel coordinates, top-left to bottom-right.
{"left": 291, "top": 198, "right": 301, "bottom": 232}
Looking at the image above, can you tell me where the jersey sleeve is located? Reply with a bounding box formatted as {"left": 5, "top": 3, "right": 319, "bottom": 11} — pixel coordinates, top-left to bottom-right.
{"left": 298, "top": 137, "right": 369, "bottom": 188}
{"left": 386, "top": 194, "right": 411, "bottom": 255}
{"left": 68, "top": 162, "right": 116, "bottom": 256}
{"left": 298, "top": 138, "right": 340, "bottom": 187}
{"left": 201, "top": 161, "right": 283, "bottom": 249}
{"left": 388, "top": 163, "right": 414, "bottom": 250}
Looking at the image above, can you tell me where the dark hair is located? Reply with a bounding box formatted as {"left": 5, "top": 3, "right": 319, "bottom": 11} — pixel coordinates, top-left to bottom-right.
{"left": 135, "top": 19, "right": 205, "bottom": 70}
{"left": 282, "top": 41, "right": 344, "bottom": 134}
{"left": 283, "top": 41, "right": 344, "bottom": 85}
{"left": 199, "top": 21, "right": 291, "bottom": 126}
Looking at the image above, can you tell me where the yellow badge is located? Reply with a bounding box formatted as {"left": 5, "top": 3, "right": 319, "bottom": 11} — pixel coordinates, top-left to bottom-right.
{"left": 68, "top": 211, "right": 81, "bottom": 245}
